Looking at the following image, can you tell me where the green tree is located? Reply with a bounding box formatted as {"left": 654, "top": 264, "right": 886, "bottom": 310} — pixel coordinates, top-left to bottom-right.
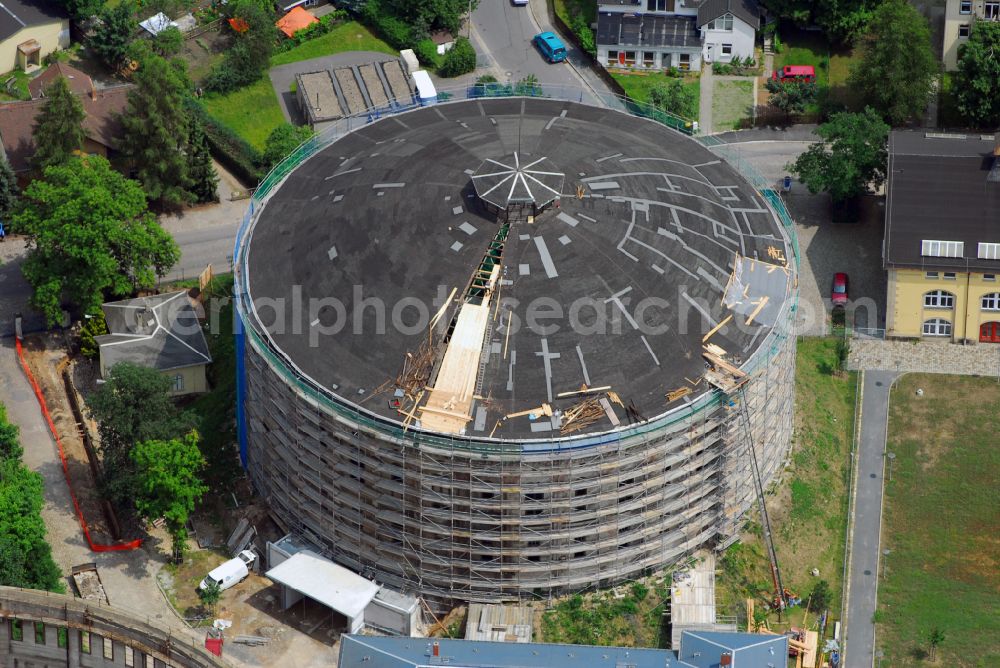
{"left": 765, "top": 79, "right": 817, "bottom": 118}
{"left": 132, "top": 432, "right": 208, "bottom": 559}
{"left": 381, "top": 0, "right": 477, "bottom": 35}
{"left": 648, "top": 78, "right": 698, "bottom": 119}
{"left": 0, "top": 155, "right": 18, "bottom": 219}
{"left": 439, "top": 37, "right": 476, "bottom": 78}
{"left": 152, "top": 25, "right": 184, "bottom": 57}
{"left": 808, "top": 579, "right": 831, "bottom": 612}
{"left": 14, "top": 156, "right": 180, "bottom": 325}
{"left": 262, "top": 123, "right": 313, "bottom": 170}
{"left": 58, "top": 0, "right": 104, "bottom": 20}
{"left": 32, "top": 76, "right": 85, "bottom": 170}
{"left": 121, "top": 52, "right": 192, "bottom": 207}
{"left": 198, "top": 580, "right": 222, "bottom": 613}
{"left": 88, "top": 362, "right": 196, "bottom": 511}
{"left": 0, "top": 406, "right": 22, "bottom": 461}
{"left": 187, "top": 113, "right": 218, "bottom": 203}
{"left": 761, "top": 0, "right": 876, "bottom": 43}
{"left": 204, "top": 0, "right": 277, "bottom": 93}
{"left": 789, "top": 107, "right": 889, "bottom": 204}
{"left": 848, "top": 0, "right": 937, "bottom": 125}
{"left": 955, "top": 21, "right": 1000, "bottom": 129}
{"left": 79, "top": 311, "right": 109, "bottom": 360}
{"left": 927, "top": 627, "right": 945, "bottom": 660}
{"left": 91, "top": 2, "right": 138, "bottom": 72}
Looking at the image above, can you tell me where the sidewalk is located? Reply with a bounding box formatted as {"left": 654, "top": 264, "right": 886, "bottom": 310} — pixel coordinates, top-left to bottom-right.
{"left": 848, "top": 338, "right": 1000, "bottom": 376}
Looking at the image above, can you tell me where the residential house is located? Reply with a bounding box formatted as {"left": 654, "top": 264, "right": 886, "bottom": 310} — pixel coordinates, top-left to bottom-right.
{"left": 95, "top": 291, "right": 213, "bottom": 396}
{"left": 0, "top": 0, "right": 69, "bottom": 73}
{"left": 27, "top": 61, "right": 93, "bottom": 98}
{"left": 596, "top": 0, "right": 760, "bottom": 72}
{"left": 884, "top": 131, "right": 1000, "bottom": 342}
{"left": 276, "top": 6, "right": 318, "bottom": 38}
{"left": 0, "top": 81, "right": 131, "bottom": 174}
{"left": 943, "top": 0, "right": 1000, "bottom": 70}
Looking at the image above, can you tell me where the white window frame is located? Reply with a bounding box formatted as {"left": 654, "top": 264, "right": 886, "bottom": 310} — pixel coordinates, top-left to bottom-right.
{"left": 923, "top": 318, "right": 952, "bottom": 336}
{"left": 944, "top": 272, "right": 957, "bottom": 280}
{"left": 921, "top": 239, "right": 964, "bottom": 258}
{"left": 984, "top": 274, "right": 996, "bottom": 281}
{"left": 607, "top": 50, "right": 619, "bottom": 66}
{"left": 642, "top": 51, "right": 655, "bottom": 67}
{"left": 925, "top": 271, "right": 939, "bottom": 279}
{"left": 978, "top": 242, "right": 1000, "bottom": 260}
{"left": 708, "top": 13, "right": 734, "bottom": 30}
{"left": 103, "top": 637, "right": 114, "bottom": 660}
{"left": 924, "top": 290, "right": 955, "bottom": 308}
{"left": 986, "top": 1, "right": 1000, "bottom": 19}
{"left": 982, "top": 293, "right": 1000, "bottom": 310}
{"left": 172, "top": 374, "right": 184, "bottom": 392}
{"left": 959, "top": 24, "right": 971, "bottom": 37}
{"left": 677, "top": 52, "right": 691, "bottom": 70}
{"left": 721, "top": 43, "right": 733, "bottom": 57}
{"left": 960, "top": 0, "right": 972, "bottom": 13}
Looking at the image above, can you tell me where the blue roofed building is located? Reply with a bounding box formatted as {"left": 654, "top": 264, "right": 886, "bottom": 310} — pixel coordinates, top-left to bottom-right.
{"left": 678, "top": 630, "right": 788, "bottom": 668}
{"left": 338, "top": 631, "right": 789, "bottom": 668}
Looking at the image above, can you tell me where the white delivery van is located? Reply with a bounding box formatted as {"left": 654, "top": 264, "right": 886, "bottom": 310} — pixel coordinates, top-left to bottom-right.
{"left": 199, "top": 550, "right": 256, "bottom": 591}
{"left": 411, "top": 70, "right": 437, "bottom": 106}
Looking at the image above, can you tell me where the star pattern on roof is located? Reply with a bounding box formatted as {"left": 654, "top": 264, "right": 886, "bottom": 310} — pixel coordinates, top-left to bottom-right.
{"left": 472, "top": 153, "right": 565, "bottom": 209}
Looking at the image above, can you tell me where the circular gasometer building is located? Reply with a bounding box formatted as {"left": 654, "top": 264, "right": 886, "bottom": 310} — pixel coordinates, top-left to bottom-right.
{"left": 235, "top": 98, "right": 797, "bottom": 608}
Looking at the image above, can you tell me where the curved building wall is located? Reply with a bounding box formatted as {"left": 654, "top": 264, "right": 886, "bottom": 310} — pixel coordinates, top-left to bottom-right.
{"left": 236, "top": 96, "right": 799, "bottom": 609}
{"left": 0, "top": 587, "right": 224, "bottom": 668}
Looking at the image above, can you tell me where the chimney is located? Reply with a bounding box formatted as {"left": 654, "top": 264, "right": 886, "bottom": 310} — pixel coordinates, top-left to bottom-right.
{"left": 432, "top": 641, "right": 440, "bottom": 657}
{"left": 720, "top": 652, "right": 733, "bottom": 666}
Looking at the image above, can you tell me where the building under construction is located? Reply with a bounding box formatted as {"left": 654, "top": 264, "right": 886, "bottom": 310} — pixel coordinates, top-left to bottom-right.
{"left": 234, "top": 98, "right": 798, "bottom": 609}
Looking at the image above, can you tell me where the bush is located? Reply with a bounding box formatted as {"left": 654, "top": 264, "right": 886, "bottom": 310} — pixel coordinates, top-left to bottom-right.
{"left": 414, "top": 39, "right": 440, "bottom": 68}
{"left": 80, "top": 312, "right": 108, "bottom": 359}
{"left": 262, "top": 123, "right": 314, "bottom": 170}
{"left": 569, "top": 13, "right": 595, "bottom": 55}
{"left": 439, "top": 36, "right": 476, "bottom": 77}
{"left": 649, "top": 78, "right": 697, "bottom": 118}
{"left": 361, "top": 0, "right": 413, "bottom": 50}
{"left": 186, "top": 99, "right": 264, "bottom": 185}
{"left": 152, "top": 25, "right": 183, "bottom": 56}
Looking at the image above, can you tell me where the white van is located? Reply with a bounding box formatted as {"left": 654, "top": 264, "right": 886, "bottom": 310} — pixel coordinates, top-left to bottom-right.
{"left": 411, "top": 70, "right": 437, "bottom": 106}
{"left": 199, "top": 550, "right": 256, "bottom": 592}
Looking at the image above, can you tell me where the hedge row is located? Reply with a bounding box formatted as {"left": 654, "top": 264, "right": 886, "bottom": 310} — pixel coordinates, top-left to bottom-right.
{"left": 186, "top": 99, "right": 264, "bottom": 186}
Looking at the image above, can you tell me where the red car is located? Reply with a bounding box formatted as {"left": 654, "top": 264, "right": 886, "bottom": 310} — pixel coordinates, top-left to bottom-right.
{"left": 832, "top": 272, "right": 849, "bottom": 305}
{"left": 772, "top": 65, "right": 816, "bottom": 84}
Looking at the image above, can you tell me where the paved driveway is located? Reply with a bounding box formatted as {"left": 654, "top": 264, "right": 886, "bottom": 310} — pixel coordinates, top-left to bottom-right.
{"left": 843, "top": 370, "right": 899, "bottom": 668}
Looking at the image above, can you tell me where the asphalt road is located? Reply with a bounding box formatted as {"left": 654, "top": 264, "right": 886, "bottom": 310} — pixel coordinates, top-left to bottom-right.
{"left": 470, "top": 0, "right": 609, "bottom": 103}
{"left": 843, "top": 370, "right": 899, "bottom": 668}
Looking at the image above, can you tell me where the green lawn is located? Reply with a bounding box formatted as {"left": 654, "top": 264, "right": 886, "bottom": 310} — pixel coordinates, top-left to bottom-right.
{"left": 270, "top": 20, "right": 396, "bottom": 67}
{"left": 203, "top": 20, "right": 395, "bottom": 151}
{"left": 773, "top": 28, "right": 862, "bottom": 111}
{"left": 717, "top": 338, "right": 857, "bottom": 633}
{"left": 876, "top": 374, "right": 1000, "bottom": 666}
{"left": 713, "top": 79, "right": 754, "bottom": 130}
{"left": 611, "top": 71, "right": 700, "bottom": 119}
{"left": 203, "top": 78, "right": 285, "bottom": 151}
{"left": 539, "top": 579, "right": 672, "bottom": 647}
{"left": 553, "top": 0, "right": 596, "bottom": 25}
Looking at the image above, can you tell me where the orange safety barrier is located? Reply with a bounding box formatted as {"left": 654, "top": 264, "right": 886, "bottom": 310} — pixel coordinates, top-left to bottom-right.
{"left": 15, "top": 338, "right": 142, "bottom": 552}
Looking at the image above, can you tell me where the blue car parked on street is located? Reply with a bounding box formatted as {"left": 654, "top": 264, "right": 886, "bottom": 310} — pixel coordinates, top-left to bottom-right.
{"left": 533, "top": 32, "right": 567, "bottom": 63}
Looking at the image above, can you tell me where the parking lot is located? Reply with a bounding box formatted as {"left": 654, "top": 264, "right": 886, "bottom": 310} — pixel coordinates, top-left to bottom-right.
{"left": 715, "top": 139, "right": 887, "bottom": 336}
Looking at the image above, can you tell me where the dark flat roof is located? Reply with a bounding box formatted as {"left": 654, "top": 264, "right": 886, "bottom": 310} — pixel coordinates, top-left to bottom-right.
{"left": 597, "top": 13, "right": 700, "bottom": 49}
{"left": 885, "top": 131, "right": 1000, "bottom": 271}
{"left": 245, "top": 98, "right": 790, "bottom": 439}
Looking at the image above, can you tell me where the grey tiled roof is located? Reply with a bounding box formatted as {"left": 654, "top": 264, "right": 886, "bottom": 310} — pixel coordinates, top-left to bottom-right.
{"left": 696, "top": 0, "right": 761, "bottom": 29}
{"left": 96, "top": 291, "right": 212, "bottom": 372}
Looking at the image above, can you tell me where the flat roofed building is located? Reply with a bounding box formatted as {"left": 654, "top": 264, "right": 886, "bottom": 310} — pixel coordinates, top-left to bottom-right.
{"left": 884, "top": 130, "right": 1000, "bottom": 342}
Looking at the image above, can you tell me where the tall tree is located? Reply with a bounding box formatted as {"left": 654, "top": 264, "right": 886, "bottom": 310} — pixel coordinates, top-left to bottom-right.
{"left": 0, "top": 155, "right": 18, "bottom": 220}
{"left": 204, "top": 0, "right": 277, "bottom": 93}
{"left": 955, "top": 21, "right": 1000, "bottom": 129}
{"left": 132, "top": 432, "right": 208, "bottom": 559}
{"left": 14, "top": 156, "right": 180, "bottom": 325}
{"left": 32, "top": 76, "right": 85, "bottom": 170}
{"left": 765, "top": 79, "right": 818, "bottom": 119}
{"left": 187, "top": 113, "right": 218, "bottom": 203}
{"left": 88, "top": 362, "right": 196, "bottom": 511}
{"left": 789, "top": 107, "right": 889, "bottom": 204}
{"left": 761, "top": 0, "right": 876, "bottom": 43}
{"left": 58, "top": 0, "right": 103, "bottom": 21}
{"left": 121, "top": 52, "right": 192, "bottom": 207}
{"left": 91, "top": 2, "right": 138, "bottom": 72}
{"left": 848, "top": 0, "right": 937, "bottom": 125}
{"left": 381, "top": 0, "right": 477, "bottom": 35}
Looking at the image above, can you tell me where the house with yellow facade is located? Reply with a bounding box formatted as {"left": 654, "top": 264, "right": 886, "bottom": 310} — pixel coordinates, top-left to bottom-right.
{"left": 0, "top": 0, "right": 69, "bottom": 73}
{"left": 885, "top": 131, "right": 1000, "bottom": 343}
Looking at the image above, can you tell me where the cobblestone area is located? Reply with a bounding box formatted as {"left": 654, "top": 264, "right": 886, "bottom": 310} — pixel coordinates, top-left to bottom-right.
{"left": 848, "top": 338, "right": 1000, "bottom": 377}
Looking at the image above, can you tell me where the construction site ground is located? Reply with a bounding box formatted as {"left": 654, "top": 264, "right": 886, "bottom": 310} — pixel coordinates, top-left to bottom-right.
{"left": 715, "top": 337, "right": 857, "bottom": 633}
{"left": 18, "top": 332, "right": 118, "bottom": 543}
{"left": 160, "top": 548, "right": 340, "bottom": 667}
{"left": 876, "top": 374, "right": 1000, "bottom": 666}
